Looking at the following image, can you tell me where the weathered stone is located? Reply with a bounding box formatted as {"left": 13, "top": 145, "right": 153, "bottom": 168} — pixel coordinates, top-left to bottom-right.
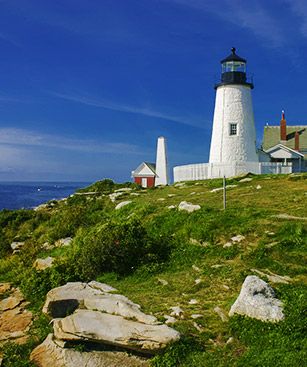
{"left": 192, "top": 265, "right": 200, "bottom": 272}
{"left": 256, "top": 185, "right": 262, "bottom": 190}
{"left": 195, "top": 278, "right": 202, "bottom": 284}
{"left": 114, "top": 188, "right": 133, "bottom": 193}
{"left": 55, "top": 238, "right": 72, "bottom": 247}
{"left": 53, "top": 310, "right": 180, "bottom": 353}
{"left": 0, "top": 283, "right": 11, "bottom": 294}
{"left": 109, "top": 192, "right": 125, "bottom": 202}
{"left": 210, "top": 185, "right": 237, "bottom": 193}
{"left": 178, "top": 201, "right": 200, "bottom": 213}
{"left": 0, "top": 288, "right": 24, "bottom": 311}
{"left": 188, "top": 299, "right": 198, "bottom": 305}
{"left": 272, "top": 213, "right": 307, "bottom": 221}
{"left": 164, "top": 315, "right": 176, "bottom": 324}
{"left": 167, "top": 205, "right": 176, "bottom": 209}
{"left": 0, "top": 306, "right": 32, "bottom": 342}
{"left": 229, "top": 275, "right": 284, "bottom": 322}
{"left": 157, "top": 278, "right": 168, "bottom": 286}
{"left": 30, "top": 334, "right": 149, "bottom": 367}
{"left": 239, "top": 178, "right": 253, "bottom": 182}
{"left": 43, "top": 282, "right": 157, "bottom": 324}
{"left": 251, "top": 269, "right": 291, "bottom": 284}
{"left": 115, "top": 201, "right": 132, "bottom": 210}
{"left": 10, "top": 241, "right": 25, "bottom": 251}
{"left": 191, "top": 314, "right": 202, "bottom": 319}
{"left": 34, "top": 257, "right": 54, "bottom": 271}
{"left": 231, "top": 235, "right": 245, "bottom": 243}
{"left": 170, "top": 306, "right": 184, "bottom": 318}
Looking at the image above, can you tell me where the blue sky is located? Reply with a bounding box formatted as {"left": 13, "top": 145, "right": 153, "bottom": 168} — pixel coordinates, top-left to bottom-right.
{"left": 0, "top": 0, "right": 307, "bottom": 181}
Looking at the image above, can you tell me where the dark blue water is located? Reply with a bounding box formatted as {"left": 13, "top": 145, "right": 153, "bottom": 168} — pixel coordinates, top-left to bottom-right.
{"left": 0, "top": 182, "right": 90, "bottom": 210}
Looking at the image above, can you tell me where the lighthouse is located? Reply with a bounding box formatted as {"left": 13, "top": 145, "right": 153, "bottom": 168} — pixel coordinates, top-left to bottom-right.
{"left": 209, "top": 48, "right": 258, "bottom": 165}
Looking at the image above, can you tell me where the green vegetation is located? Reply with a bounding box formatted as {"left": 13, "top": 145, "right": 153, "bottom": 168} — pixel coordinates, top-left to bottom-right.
{"left": 0, "top": 174, "right": 306, "bottom": 366}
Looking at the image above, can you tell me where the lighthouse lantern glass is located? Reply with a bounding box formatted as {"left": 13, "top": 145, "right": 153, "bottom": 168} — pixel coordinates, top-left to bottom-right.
{"left": 222, "top": 61, "right": 246, "bottom": 73}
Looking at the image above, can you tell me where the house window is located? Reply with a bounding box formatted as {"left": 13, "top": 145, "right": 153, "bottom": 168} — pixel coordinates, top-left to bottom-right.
{"left": 229, "top": 123, "right": 237, "bottom": 136}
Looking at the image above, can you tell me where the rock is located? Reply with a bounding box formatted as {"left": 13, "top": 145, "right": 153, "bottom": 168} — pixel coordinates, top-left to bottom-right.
{"left": 164, "top": 315, "right": 176, "bottom": 325}
{"left": 167, "top": 205, "right": 176, "bottom": 209}
{"left": 272, "top": 213, "right": 307, "bottom": 221}
{"left": 191, "top": 314, "right": 202, "bottom": 319}
{"left": 34, "top": 257, "right": 54, "bottom": 271}
{"left": 115, "top": 201, "right": 132, "bottom": 210}
{"left": 157, "top": 278, "right": 168, "bottom": 286}
{"left": 55, "top": 237, "right": 72, "bottom": 247}
{"left": 88, "top": 281, "right": 117, "bottom": 293}
{"left": 210, "top": 185, "right": 237, "bottom": 193}
{"left": 10, "top": 241, "right": 25, "bottom": 252}
{"left": 168, "top": 194, "right": 176, "bottom": 197}
{"left": 226, "top": 337, "right": 234, "bottom": 345}
{"left": 53, "top": 310, "right": 180, "bottom": 353}
{"left": 170, "top": 306, "right": 184, "bottom": 318}
{"left": 43, "top": 282, "right": 157, "bottom": 324}
{"left": 211, "top": 264, "right": 223, "bottom": 269}
{"left": 178, "top": 201, "right": 201, "bottom": 213}
{"left": 41, "top": 242, "right": 53, "bottom": 250}
{"left": 229, "top": 275, "right": 284, "bottom": 322}
{"left": 0, "top": 288, "right": 24, "bottom": 312}
{"left": 223, "top": 242, "right": 233, "bottom": 248}
{"left": 114, "top": 188, "right": 133, "bottom": 193}
{"left": 157, "top": 198, "right": 165, "bottom": 201}
{"left": 192, "top": 265, "right": 200, "bottom": 272}
{"left": 0, "top": 307, "right": 32, "bottom": 342}
{"left": 256, "top": 185, "right": 262, "bottom": 190}
{"left": 109, "top": 192, "right": 125, "bottom": 202}
{"left": 188, "top": 299, "right": 198, "bottom": 305}
{"left": 239, "top": 178, "right": 253, "bottom": 182}
{"left": 30, "top": 334, "right": 149, "bottom": 367}
{"left": 192, "top": 322, "right": 203, "bottom": 332}
{"left": 0, "top": 283, "right": 11, "bottom": 294}
{"left": 251, "top": 269, "right": 291, "bottom": 284}
{"left": 231, "top": 235, "right": 245, "bottom": 243}
{"left": 195, "top": 278, "right": 202, "bottom": 285}
{"left": 0, "top": 287, "right": 32, "bottom": 344}
{"left": 213, "top": 306, "right": 228, "bottom": 322}
{"left": 131, "top": 192, "right": 140, "bottom": 196}
{"left": 222, "top": 285, "right": 230, "bottom": 290}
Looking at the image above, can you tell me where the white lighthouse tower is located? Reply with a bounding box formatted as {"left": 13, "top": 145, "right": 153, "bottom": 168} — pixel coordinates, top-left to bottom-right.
{"left": 155, "top": 136, "right": 169, "bottom": 186}
{"left": 209, "top": 48, "right": 258, "bottom": 167}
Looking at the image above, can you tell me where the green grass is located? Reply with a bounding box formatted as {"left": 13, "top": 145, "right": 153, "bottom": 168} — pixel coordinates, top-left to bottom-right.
{"left": 0, "top": 175, "right": 306, "bottom": 366}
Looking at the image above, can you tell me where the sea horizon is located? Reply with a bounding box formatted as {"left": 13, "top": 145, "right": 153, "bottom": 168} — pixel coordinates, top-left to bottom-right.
{"left": 0, "top": 181, "right": 91, "bottom": 211}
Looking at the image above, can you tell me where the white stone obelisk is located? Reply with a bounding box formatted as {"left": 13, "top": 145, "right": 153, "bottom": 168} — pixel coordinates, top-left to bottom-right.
{"left": 209, "top": 48, "right": 258, "bottom": 166}
{"left": 155, "top": 136, "right": 169, "bottom": 186}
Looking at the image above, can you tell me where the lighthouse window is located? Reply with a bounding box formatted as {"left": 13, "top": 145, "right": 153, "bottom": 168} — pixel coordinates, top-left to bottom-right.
{"left": 229, "top": 123, "right": 237, "bottom": 136}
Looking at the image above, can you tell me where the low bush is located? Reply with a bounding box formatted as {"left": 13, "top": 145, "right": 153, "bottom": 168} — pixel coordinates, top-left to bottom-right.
{"left": 69, "top": 218, "right": 173, "bottom": 280}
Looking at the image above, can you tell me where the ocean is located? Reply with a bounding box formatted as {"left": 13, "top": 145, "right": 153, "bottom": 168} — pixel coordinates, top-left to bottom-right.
{"left": 0, "top": 182, "right": 90, "bottom": 211}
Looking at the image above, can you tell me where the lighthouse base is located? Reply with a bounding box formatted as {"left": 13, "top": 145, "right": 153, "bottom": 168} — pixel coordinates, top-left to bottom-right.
{"left": 173, "top": 161, "right": 293, "bottom": 182}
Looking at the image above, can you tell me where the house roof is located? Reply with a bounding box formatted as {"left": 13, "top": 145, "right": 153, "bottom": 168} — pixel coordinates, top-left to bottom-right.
{"left": 132, "top": 162, "right": 156, "bottom": 177}
{"left": 265, "top": 143, "right": 304, "bottom": 158}
{"left": 262, "top": 125, "right": 307, "bottom": 154}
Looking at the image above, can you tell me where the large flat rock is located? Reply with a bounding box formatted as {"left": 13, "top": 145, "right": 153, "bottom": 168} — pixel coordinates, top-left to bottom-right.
{"left": 43, "top": 282, "right": 157, "bottom": 324}
{"left": 30, "top": 334, "right": 149, "bottom": 367}
{"left": 53, "top": 309, "right": 180, "bottom": 353}
{"left": 229, "top": 275, "right": 284, "bottom": 322}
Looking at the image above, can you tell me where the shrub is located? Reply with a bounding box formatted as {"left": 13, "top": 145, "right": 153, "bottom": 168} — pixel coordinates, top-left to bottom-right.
{"left": 69, "top": 218, "right": 173, "bottom": 281}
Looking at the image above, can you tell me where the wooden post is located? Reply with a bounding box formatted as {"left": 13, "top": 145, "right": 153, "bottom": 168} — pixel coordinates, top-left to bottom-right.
{"left": 223, "top": 175, "right": 226, "bottom": 210}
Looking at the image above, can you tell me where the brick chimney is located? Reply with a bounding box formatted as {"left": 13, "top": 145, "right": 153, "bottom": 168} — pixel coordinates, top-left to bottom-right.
{"left": 280, "top": 110, "right": 287, "bottom": 141}
{"left": 295, "top": 131, "right": 300, "bottom": 151}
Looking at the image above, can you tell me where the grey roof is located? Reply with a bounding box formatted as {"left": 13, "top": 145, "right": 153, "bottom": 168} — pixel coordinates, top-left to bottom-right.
{"left": 262, "top": 125, "right": 307, "bottom": 157}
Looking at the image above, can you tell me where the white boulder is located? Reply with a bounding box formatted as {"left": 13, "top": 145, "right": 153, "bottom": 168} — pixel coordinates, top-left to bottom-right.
{"left": 115, "top": 201, "right": 132, "bottom": 210}
{"left": 43, "top": 282, "right": 157, "bottom": 324}
{"left": 178, "top": 201, "right": 200, "bottom": 213}
{"left": 33, "top": 257, "right": 54, "bottom": 271}
{"left": 53, "top": 310, "right": 180, "bottom": 353}
{"left": 229, "top": 275, "right": 284, "bottom": 322}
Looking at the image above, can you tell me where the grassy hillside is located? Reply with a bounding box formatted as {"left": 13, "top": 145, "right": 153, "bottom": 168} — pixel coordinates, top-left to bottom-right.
{"left": 0, "top": 174, "right": 306, "bottom": 366}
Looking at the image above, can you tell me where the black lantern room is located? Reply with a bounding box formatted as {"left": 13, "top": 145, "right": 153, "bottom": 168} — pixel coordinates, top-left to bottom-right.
{"left": 215, "top": 48, "right": 253, "bottom": 89}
